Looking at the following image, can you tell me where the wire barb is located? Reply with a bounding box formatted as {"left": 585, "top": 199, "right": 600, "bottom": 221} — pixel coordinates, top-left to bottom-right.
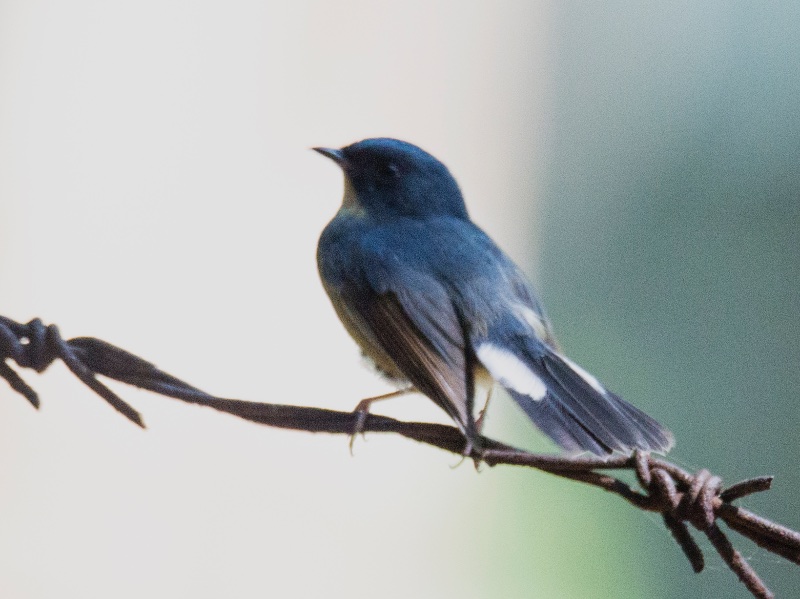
{"left": 1, "top": 313, "right": 798, "bottom": 598}
{"left": 0, "top": 315, "right": 217, "bottom": 426}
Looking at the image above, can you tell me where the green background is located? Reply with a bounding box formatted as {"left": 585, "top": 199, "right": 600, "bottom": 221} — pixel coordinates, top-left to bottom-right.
{"left": 516, "top": 3, "right": 800, "bottom": 597}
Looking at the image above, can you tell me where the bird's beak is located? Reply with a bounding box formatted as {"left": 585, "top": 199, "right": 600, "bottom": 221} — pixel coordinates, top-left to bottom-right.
{"left": 312, "top": 147, "right": 347, "bottom": 169}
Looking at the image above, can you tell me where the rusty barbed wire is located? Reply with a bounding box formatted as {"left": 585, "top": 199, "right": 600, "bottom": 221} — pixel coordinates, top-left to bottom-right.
{"left": 0, "top": 315, "right": 217, "bottom": 423}
{"left": 2, "top": 314, "right": 798, "bottom": 598}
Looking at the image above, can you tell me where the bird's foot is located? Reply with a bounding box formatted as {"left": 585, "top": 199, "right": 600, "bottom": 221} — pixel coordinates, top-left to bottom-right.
{"left": 349, "top": 398, "right": 373, "bottom": 454}
{"left": 348, "top": 389, "right": 412, "bottom": 454}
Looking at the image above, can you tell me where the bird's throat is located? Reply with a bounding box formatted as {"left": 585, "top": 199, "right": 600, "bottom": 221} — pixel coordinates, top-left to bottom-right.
{"left": 339, "top": 176, "right": 367, "bottom": 217}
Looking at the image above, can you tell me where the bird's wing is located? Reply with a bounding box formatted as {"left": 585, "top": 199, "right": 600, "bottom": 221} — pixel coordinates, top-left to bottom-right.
{"left": 341, "top": 262, "right": 477, "bottom": 441}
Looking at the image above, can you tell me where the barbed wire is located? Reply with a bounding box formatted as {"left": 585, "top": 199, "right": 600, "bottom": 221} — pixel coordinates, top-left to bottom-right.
{"left": 2, "top": 314, "right": 798, "bottom": 598}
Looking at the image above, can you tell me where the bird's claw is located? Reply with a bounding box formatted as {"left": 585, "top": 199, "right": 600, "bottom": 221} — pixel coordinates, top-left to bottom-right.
{"left": 348, "top": 399, "right": 373, "bottom": 454}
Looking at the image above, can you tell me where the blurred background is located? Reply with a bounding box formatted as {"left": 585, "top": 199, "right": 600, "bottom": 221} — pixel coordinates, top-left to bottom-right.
{"left": 1, "top": 1, "right": 798, "bottom": 597}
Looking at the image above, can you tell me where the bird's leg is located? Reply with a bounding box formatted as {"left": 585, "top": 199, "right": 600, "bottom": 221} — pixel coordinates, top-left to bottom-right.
{"left": 350, "top": 388, "right": 413, "bottom": 452}
{"left": 474, "top": 387, "right": 494, "bottom": 435}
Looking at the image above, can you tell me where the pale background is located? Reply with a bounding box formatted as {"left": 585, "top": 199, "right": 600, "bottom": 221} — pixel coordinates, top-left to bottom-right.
{"left": 1, "top": 2, "right": 798, "bottom": 598}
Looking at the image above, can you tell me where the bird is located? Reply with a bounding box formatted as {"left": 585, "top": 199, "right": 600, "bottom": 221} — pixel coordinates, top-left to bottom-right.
{"left": 314, "top": 137, "right": 673, "bottom": 457}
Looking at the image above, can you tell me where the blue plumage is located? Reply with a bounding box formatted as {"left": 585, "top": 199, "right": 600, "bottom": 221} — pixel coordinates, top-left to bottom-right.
{"left": 315, "top": 138, "right": 673, "bottom": 456}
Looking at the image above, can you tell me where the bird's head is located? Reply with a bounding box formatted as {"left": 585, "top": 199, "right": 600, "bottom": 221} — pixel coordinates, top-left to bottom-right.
{"left": 314, "top": 138, "right": 469, "bottom": 221}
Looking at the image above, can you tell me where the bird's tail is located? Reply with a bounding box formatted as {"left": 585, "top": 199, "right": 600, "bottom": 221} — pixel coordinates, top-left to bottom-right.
{"left": 478, "top": 342, "right": 673, "bottom": 456}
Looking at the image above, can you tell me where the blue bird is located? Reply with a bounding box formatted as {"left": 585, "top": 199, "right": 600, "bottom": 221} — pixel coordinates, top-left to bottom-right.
{"left": 314, "top": 138, "right": 673, "bottom": 456}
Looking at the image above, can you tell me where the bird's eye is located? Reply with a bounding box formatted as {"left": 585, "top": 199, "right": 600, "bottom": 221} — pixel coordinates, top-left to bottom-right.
{"left": 378, "top": 161, "right": 401, "bottom": 179}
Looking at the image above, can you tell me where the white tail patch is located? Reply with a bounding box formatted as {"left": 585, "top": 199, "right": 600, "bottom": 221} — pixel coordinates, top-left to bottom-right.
{"left": 476, "top": 344, "right": 547, "bottom": 401}
{"left": 561, "top": 355, "right": 607, "bottom": 395}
